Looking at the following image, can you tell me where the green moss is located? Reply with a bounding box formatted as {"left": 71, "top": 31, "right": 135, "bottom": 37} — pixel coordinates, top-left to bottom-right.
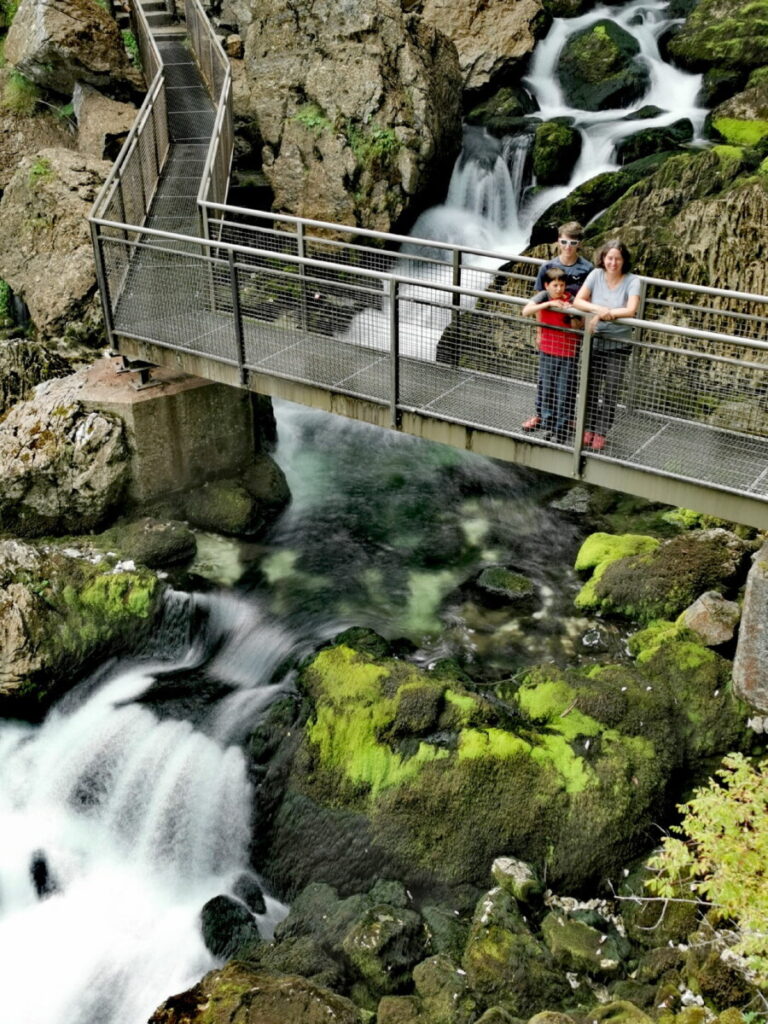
{"left": 444, "top": 688, "right": 481, "bottom": 723}
{"left": 3, "top": 71, "right": 40, "bottom": 116}
{"left": 306, "top": 646, "right": 449, "bottom": 799}
{"left": 713, "top": 117, "right": 768, "bottom": 145}
{"left": 0, "top": 278, "right": 11, "bottom": 325}
{"left": 79, "top": 572, "right": 158, "bottom": 619}
{"left": 121, "top": 29, "right": 140, "bottom": 67}
{"left": 294, "top": 102, "right": 332, "bottom": 134}
{"left": 458, "top": 728, "right": 531, "bottom": 760}
{"left": 575, "top": 532, "right": 660, "bottom": 572}
{"left": 627, "top": 619, "right": 692, "bottom": 660}
{"left": 346, "top": 122, "right": 400, "bottom": 169}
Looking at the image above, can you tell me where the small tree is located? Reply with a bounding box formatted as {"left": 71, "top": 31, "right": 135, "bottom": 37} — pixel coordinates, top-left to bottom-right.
{"left": 646, "top": 752, "right": 768, "bottom": 989}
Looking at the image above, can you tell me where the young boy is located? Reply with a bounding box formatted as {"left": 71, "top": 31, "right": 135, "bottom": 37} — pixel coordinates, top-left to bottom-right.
{"left": 522, "top": 221, "right": 592, "bottom": 432}
{"left": 522, "top": 268, "right": 580, "bottom": 445}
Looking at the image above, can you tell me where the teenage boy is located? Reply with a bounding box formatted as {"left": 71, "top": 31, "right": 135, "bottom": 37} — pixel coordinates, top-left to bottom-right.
{"left": 522, "top": 268, "right": 580, "bottom": 445}
{"left": 522, "top": 222, "right": 592, "bottom": 431}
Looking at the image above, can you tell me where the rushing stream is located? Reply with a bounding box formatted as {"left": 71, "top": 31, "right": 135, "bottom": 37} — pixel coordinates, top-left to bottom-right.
{"left": 0, "top": 2, "right": 710, "bottom": 1020}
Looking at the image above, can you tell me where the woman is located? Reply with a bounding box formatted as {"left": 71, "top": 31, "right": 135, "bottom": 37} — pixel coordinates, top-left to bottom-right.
{"left": 573, "top": 240, "right": 641, "bottom": 451}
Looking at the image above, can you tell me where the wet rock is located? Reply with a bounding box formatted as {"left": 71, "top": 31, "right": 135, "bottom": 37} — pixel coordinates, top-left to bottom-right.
{"left": 620, "top": 860, "right": 699, "bottom": 949}
{"left": 733, "top": 541, "right": 768, "bottom": 711}
{"left": 0, "top": 373, "right": 130, "bottom": 537}
{"left": 148, "top": 963, "right": 364, "bottom": 1024}
{"left": 0, "top": 540, "right": 163, "bottom": 716}
{"left": 575, "top": 529, "right": 748, "bottom": 622}
{"left": 698, "top": 68, "right": 748, "bottom": 108}
{"left": 466, "top": 86, "right": 539, "bottom": 136}
{"left": 232, "top": 873, "right": 267, "bottom": 915}
{"left": 200, "top": 894, "right": 261, "bottom": 959}
{"left": 93, "top": 517, "right": 197, "bottom": 569}
{"left": 708, "top": 73, "right": 768, "bottom": 145}
{"left": 667, "top": 0, "right": 768, "bottom": 72}
{"left": 680, "top": 590, "right": 740, "bottom": 646}
{"left": 342, "top": 903, "right": 427, "bottom": 996}
{"left": 475, "top": 567, "right": 538, "bottom": 610}
{"left": 615, "top": 119, "right": 694, "bottom": 164}
{"left": 540, "top": 911, "right": 624, "bottom": 976}
{"left": 557, "top": 20, "right": 650, "bottom": 111}
{"left": 532, "top": 121, "right": 582, "bottom": 185}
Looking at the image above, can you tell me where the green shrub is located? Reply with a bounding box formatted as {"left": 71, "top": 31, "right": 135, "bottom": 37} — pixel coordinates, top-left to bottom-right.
{"left": 122, "top": 29, "right": 140, "bottom": 67}
{"left": 646, "top": 753, "right": 768, "bottom": 989}
{"left": 0, "top": 0, "right": 19, "bottom": 30}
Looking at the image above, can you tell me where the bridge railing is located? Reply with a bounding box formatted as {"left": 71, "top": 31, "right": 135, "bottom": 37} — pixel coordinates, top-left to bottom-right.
{"left": 93, "top": 219, "right": 768, "bottom": 510}
{"left": 185, "top": 0, "right": 233, "bottom": 237}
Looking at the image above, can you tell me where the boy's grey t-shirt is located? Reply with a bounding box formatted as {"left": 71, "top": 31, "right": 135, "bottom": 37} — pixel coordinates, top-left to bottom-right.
{"left": 534, "top": 256, "right": 593, "bottom": 295}
{"left": 583, "top": 268, "right": 642, "bottom": 346}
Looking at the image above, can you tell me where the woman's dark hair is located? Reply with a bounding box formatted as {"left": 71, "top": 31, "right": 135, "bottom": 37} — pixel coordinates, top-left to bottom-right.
{"left": 595, "top": 239, "right": 632, "bottom": 273}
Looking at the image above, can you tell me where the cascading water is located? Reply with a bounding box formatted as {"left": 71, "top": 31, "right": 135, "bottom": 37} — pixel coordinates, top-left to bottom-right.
{"left": 421, "top": 0, "right": 706, "bottom": 254}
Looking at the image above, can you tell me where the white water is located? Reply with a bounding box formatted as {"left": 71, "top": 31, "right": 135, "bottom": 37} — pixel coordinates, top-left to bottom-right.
{"left": 340, "top": 0, "right": 706, "bottom": 361}
{"left": 0, "top": 597, "right": 290, "bottom": 1024}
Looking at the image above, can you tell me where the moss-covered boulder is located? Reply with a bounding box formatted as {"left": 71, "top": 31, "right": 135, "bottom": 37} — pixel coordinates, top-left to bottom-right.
{"left": 619, "top": 861, "right": 699, "bottom": 949}
{"left": 558, "top": 21, "right": 650, "bottom": 111}
{"left": 709, "top": 70, "right": 768, "bottom": 145}
{"left": 667, "top": 0, "right": 768, "bottom": 72}
{"left": 0, "top": 539, "right": 163, "bottom": 716}
{"left": 92, "top": 516, "right": 197, "bottom": 569}
{"left": 466, "top": 87, "right": 538, "bottom": 136}
{"left": 148, "top": 963, "right": 365, "bottom": 1024}
{"left": 541, "top": 911, "right": 625, "bottom": 976}
{"left": 575, "top": 529, "right": 748, "bottom": 622}
{"left": 259, "top": 620, "right": 746, "bottom": 896}
{"left": 533, "top": 121, "right": 582, "bottom": 185}
{"left": 615, "top": 119, "right": 694, "bottom": 164}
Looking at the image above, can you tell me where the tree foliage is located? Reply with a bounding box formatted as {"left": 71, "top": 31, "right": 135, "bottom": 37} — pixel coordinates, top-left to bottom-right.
{"left": 646, "top": 752, "right": 768, "bottom": 988}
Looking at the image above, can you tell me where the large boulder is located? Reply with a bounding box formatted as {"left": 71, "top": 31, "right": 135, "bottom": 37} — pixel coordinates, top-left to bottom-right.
{"left": 257, "top": 624, "right": 746, "bottom": 896}
{"left": 4, "top": 0, "right": 142, "bottom": 97}
{"left": 708, "top": 71, "right": 768, "bottom": 145}
{"left": 73, "top": 82, "right": 137, "bottom": 161}
{"left": 0, "top": 66, "right": 77, "bottom": 191}
{"left": 532, "top": 120, "right": 582, "bottom": 185}
{"left": 0, "top": 372, "right": 130, "bottom": 537}
{"left": 0, "top": 539, "right": 163, "bottom": 716}
{"left": 615, "top": 119, "right": 694, "bottom": 164}
{"left": 420, "top": 0, "right": 549, "bottom": 94}
{"left": 239, "top": 0, "right": 462, "bottom": 232}
{"left": 148, "top": 963, "right": 365, "bottom": 1024}
{"left": 0, "top": 148, "right": 109, "bottom": 341}
{"left": 557, "top": 21, "right": 650, "bottom": 112}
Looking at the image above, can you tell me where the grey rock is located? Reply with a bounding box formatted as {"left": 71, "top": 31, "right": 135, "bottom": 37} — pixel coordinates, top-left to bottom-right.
{"left": 680, "top": 590, "right": 740, "bottom": 646}
{"left": 733, "top": 541, "right": 768, "bottom": 711}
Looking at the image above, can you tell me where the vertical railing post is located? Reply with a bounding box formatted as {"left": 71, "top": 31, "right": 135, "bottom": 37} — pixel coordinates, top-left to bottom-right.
{"left": 229, "top": 249, "right": 247, "bottom": 387}
{"left": 389, "top": 276, "right": 400, "bottom": 428}
{"left": 91, "top": 223, "right": 116, "bottom": 350}
{"left": 624, "top": 279, "right": 647, "bottom": 414}
{"left": 297, "top": 222, "right": 308, "bottom": 332}
{"left": 572, "top": 321, "right": 593, "bottom": 477}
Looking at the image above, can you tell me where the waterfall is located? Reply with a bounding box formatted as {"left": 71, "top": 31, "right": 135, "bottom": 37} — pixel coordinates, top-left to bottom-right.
{"left": 433, "top": 0, "right": 706, "bottom": 251}
{"left": 0, "top": 593, "right": 291, "bottom": 1024}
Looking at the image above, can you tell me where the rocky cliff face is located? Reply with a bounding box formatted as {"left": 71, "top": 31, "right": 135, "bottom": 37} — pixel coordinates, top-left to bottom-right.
{"left": 236, "top": 0, "right": 462, "bottom": 233}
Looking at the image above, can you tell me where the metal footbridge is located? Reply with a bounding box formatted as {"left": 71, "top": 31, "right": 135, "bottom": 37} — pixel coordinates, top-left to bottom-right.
{"left": 90, "top": 0, "right": 768, "bottom": 529}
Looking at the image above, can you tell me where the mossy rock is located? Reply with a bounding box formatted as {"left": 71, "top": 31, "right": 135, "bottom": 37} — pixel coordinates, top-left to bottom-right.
{"left": 558, "top": 21, "right": 650, "bottom": 111}
{"left": 620, "top": 861, "right": 699, "bottom": 948}
{"left": 684, "top": 924, "right": 757, "bottom": 1007}
{"left": 529, "top": 153, "right": 673, "bottom": 245}
{"left": 147, "top": 962, "right": 365, "bottom": 1024}
{"left": 475, "top": 566, "right": 538, "bottom": 610}
{"left": 540, "top": 911, "right": 624, "bottom": 976}
{"left": 698, "top": 68, "right": 750, "bottom": 107}
{"left": 616, "top": 120, "right": 694, "bottom": 164}
{"left": 591, "top": 1001, "right": 655, "bottom": 1024}
{"left": 532, "top": 121, "right": 582, "bottom": 185}
{"left": 667, "top": 0, "right": 768, "bottom": 72}
{"left": 183, "top": 478, "right": 265, "bottom": 535}
{"left": 412, "top": 953, "right": 476, "bottom": 1023}
{"left": 341, "top": 904, "right": 427, "bottom": 997}
{"left": 577, "top": 530, "right": 748, "bottom": 622}
{"left": 466, "top": 87, "right": 538, "bottom": 136}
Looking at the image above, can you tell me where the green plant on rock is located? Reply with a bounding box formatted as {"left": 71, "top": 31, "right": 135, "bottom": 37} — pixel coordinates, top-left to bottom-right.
{"left": 0, "top": 278, "right": 12, "bottom": 326}
{"left": 0, "top": 0, "right": 19, "bottom": 29}
{"left": 28, "top": 156, "right": 53, "bottom": 186}
{"left": 293, "top": 102, "right": 332, "bottom": 134}
{"left": 3, "top": 70, "right": 40, "bottom": 115}
{"left": 122, "top": 28, "right": 140, "bottom": 68}
{"left": 346, "top": 121, "right": 400, "bottom": 170}
{"left": 646, "top": 752, "right": 768, "bottom": 990}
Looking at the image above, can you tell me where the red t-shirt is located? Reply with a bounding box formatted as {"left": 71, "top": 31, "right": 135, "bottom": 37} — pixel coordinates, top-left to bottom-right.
{"left": 533, "top": 293, "right": 579, "bottom": 358}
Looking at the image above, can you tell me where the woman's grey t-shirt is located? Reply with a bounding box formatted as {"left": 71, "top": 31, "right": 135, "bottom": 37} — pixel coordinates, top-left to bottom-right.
{"left": 583, "top": 269, "right": 641, "bottom": 349}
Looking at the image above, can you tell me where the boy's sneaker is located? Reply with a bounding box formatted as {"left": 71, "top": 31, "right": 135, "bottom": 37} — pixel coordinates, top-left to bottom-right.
{"left": 522, "top": 415, "right": 541, "bottom": 431}
{"left": 590, "top": 434, "right": 607, "bottom": 451}
{"left": 582, "top": 431, "right": 594, "bottom": 446}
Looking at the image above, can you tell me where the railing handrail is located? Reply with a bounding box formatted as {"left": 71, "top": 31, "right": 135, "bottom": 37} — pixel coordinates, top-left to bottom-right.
{"left": 93, "top": 220, "right": 768, "bottom": 355}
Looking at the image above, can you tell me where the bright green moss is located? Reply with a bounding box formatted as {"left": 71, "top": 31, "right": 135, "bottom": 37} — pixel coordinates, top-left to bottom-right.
{"left": 628, "top": 619, "right": 691, "bottom": 660}
{"left": 445, "top": 688, "right": 481, "bottom": 722}
{"left": 713, "top": 118, "right": 768, "bottom": 145}
{"left": 516, "top": 677, "right": 602, "bottom": 739}
{"left": 79, "top": 572, "right": 158, "bottom": 619}
{"left": 306, "top": 646, "right": 448, "bottom": 798}
{"left": 458, "top": 728, "right": 531, "bottom": 760}
{"left": 575, "top": 532, "right": 659, "bottom": 571}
